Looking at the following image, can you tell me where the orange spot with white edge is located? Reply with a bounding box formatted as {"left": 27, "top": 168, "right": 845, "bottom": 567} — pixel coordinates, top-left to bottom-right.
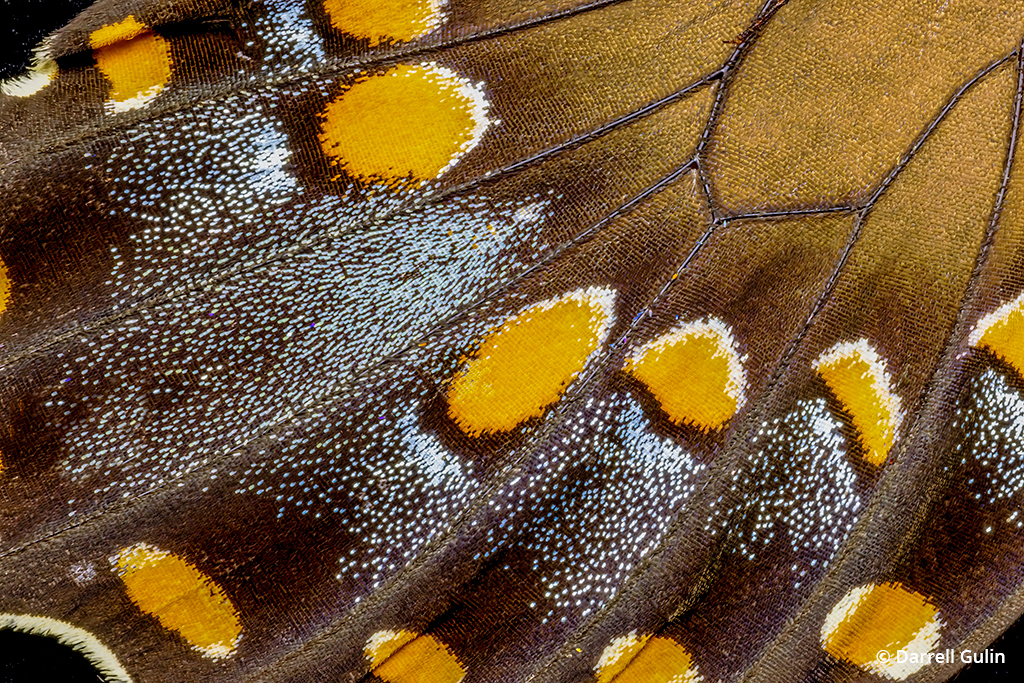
{"left": 625, "top": 318, "right": 746, "bottom": 431}
{"left": 318, "top": 63, "right": 489, "bottom": 185}
{"left": 447, "top": 287, "right": 616, "bottom": 436}
{"left": 595, "top": 635, "right": 701, "bottom": 683}
{"left": 822, "top": 582, "right": 942, "bottom": 680}
{"left": 323, "top": 0, "right": 447, "bottom": 46}
{"left": 814, "top": 339, "right": 903, "bottom": 466}
{"left": 112, "top": 543, "right": 241, "bottom": 659}
{"left": 970, "top": 292, "right": 1024, "bottom": 377}
{"left": 368, "top": 630, "right": 465, "bottom": 683}
{"left": 91, "top": 17, "right": 172, "bottom": 112}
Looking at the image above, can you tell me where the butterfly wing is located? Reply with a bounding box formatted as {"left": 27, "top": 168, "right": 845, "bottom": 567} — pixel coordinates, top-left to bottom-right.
{"left": 0, "top": 1, "right": 1023, "bottom": 682}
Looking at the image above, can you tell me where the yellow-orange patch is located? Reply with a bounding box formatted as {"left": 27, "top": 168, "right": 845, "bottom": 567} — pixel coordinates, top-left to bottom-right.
{"left": 625, "top": 318, "right": 746, "bottom": 431}
{"left": 447, "top": 287, "right": 616, "bottom": 436}
{"left": 91, "top": 17, "right": 172, "bottom": 112}
{"left": 323, "top": 0, "right": 446, "bottom": 46}
{"left": 814, "top": 339, "right": 902, "bottom": 466}
{"left": 90, "top": 15, "right": 147, "bottom": 47}
{"left": 318, "top": 63, "right": 489, "bottom": 185}
{"left": 822, "top": 582, "right": 942, "bottom": 680}
{"left": 596, "top": 635, "right": 700, "bottom": 683}
{"left": 970, "top": 292, "right": 1024, "bottom": 378}
{"left": 112, "top": 543, "right": 241, "bottom": 659}
{"left": 0, "top": 257, "right": 10, "bottom": 315}
{"left": 371, "top": 632, "right": 466, "bottom": 683}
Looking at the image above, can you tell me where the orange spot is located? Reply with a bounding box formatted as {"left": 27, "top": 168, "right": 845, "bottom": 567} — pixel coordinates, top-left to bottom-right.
{"left": 0, "top": 257, "right": 10, "bottom": 315}
{"left": 318, "top": 63, "right": 489, "bottom": 185}
{"left": 369, "top": 631, "right": 465, "bottom": 683}
{"left": 814, "top": 339, "right": 902, "bottom": 466}
{"left": 91, "top": 17, "right": 172, "bottom": 112}
{"left": 822, "top": 582, "right": 941, "bottom": 679}
{"left": 596, "top": 635, "right": 700, "bottom": 683}
{"left": 113, "top": 543, "right": 241, "bottom": 659}
{"left": 447, "top": 288, "right": 616, "bottom": 436}
{"left": 625, "top": 319, "right": 746, "bottom": 431}
{"left": 971, "top": 292, "right": 1024, "bottom": 378}
{"left": 90, "top": 16, "right": 147, "bottom": 47}
{"left": 323, "top": 0, "right": 446, "bottom": 46}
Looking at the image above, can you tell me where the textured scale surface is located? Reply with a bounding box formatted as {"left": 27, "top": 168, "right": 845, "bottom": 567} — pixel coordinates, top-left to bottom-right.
{"left": 0, "top": 0, "right": 1023, "bottom": 681}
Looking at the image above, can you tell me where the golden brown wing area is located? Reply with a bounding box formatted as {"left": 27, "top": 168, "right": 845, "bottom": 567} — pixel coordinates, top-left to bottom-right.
{"left": 0, "top": 1, "right": 1023, "bottom": 682}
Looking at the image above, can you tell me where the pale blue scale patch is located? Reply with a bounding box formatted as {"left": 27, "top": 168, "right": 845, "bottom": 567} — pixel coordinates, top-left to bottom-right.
{"left": 104, "top": 99, "right": 298, "bottom": 222}
{"left": 100, "top": 92, "right": 307, "bottom": 301}
{"left": 250, "top": 0, "right": 327, "bottom": 75}
{"left": 617, "top": 397, "right": 700, "bottom": 479}
{"left": 234, "top": 382, "right": 478, "bottom": 591}
{"left": 400, "top": 415, "right": 468, "bottom": 489}
{"left": 521, "top": 393, "right": 704, "bottom": 620}
{"left": 50, "top": 188, "right": 550, "bottom": 509}
{"left": 231, "top": 194, "right": 550, "bottom": 385}
{"left": 347, "top": 410, "right": 477, "bottom": 588}
{"left": 734, "top": 398, "right": 861, "bottom": 583}
{"left": 957, "top": 368, "right": 1024, "bottom": 526}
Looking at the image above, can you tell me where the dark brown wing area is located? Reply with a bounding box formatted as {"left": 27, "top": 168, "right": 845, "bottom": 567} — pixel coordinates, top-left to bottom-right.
{"left": 0, "top": 1, "right": 1023, "bottom": 682}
